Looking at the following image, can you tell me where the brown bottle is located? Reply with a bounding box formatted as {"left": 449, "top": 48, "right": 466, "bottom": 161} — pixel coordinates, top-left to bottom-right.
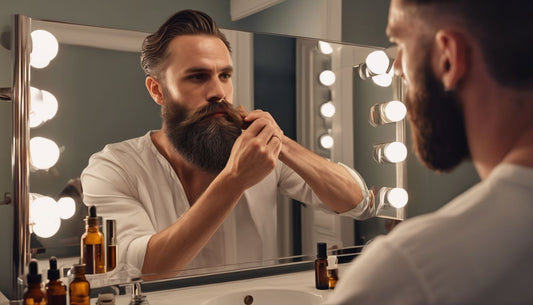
{"left": 81, "top": 206, "right": 105, "bottom": 274}
{"left": 24, "top": 259, "right": 47, "bottom": 305}
{"left": 69, "top": 264, "right": 90, "bottom": 305}
{"left": 46, "top": 257, "right": 66, "bottom": 305}
{"left": 315, "top": 242, "right": 329, "bottom": 290}
{"left": 106, "top": 219, "right": 117, "bottom": 272}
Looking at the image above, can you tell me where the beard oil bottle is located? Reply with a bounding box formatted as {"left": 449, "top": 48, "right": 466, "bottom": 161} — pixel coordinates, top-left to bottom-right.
{"left": 106, "top": 219, "right": 117, "bottom": 272}
{"left": 46, "top": 256, "right": 67, "bottom": 305}
{"left": 315, "top": 242, "right": 329, "bottom": 290}
{"left": 69, "top": 264, "right": 90, "bottom": 305}
{"left": 24, "top": 259, "right": 46, "bottom": 305}
{"left": 81, "top": 206, "right": 105, "bottom": 274}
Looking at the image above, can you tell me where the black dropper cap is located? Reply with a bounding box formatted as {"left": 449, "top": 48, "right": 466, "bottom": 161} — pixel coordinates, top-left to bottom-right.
{"left": 27, "top": 259, "right": 42, "bottom": 284}
{"left": 317, "top": 242, "right": 327, "bottom": 260}
{"left": 48, "top": 256, "right": 60, "bottom": 281}
{"left": 86, "top": 205, "right": 99, "bottom": 227}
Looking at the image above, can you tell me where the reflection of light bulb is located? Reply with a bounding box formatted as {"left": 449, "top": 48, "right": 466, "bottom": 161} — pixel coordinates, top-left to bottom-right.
{"left": 383, "top": 142, "right": 407, "bottom": 163}
{"left": 41, "top": 90, "right": 58, "bottom": 121}
{"left": 386, "top": 188, "right": 408, "bottom": 208}
{"left": 372, "top": 73, "right": 393, "bottom": 87}
{"left": 365, "top": 50, "right": 390, "bottom": 75}
{"left": 57, "top": 197, "right": 76, "bottom": 219}
{"left": 30, "top": 87, "right": 58, "bottom": 128}
{"left": 33, "top": 217, "right": 61, "bottom": 238}
{"left": 30, "top": 137, "right": 60, "bottom": 170}
{"left": 383, "top": 100, "right": 407, "bottom": 122}
{"left": 319, "top": 134, "right": 334, "bottom": 149}
{"left": 320, "top": 101, "right": 336, "bottom": 118}
{"left": 30, "top": 195, "right": 61, "bottom": 238}
{"left": 30, "top": 30, "right": 59, "bottom": 69}
{"left": 319, "top": 70, "right": 336, "bottom": 86}
{"left": 318, "top": 41, "right": 333, "bottom": 55}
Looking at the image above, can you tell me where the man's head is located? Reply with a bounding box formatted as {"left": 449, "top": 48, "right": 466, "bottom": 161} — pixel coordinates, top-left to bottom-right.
{"left": 141, "top": 10, "right": 241, "bottom": 173}
{"left": 387, "top": 0, "right": 533, "bottom": 172}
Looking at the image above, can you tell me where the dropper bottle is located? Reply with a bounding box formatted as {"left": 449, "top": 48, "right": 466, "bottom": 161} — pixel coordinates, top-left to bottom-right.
{"left": 315, "top": 242, "right": 329, "bottom": 290}
{"left": 81, "top": 205, "right": 106, "bottom": 274}
{"left": 23, "top": 259, "right": 46, "bottom": 305}
{"left": 46, "top": 256, "right": 67, "bottom": 305}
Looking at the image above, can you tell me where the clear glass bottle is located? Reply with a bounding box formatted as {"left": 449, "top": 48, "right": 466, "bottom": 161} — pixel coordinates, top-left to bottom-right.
{"left": 46, "top": 256, "right": 67, "bottom": 305}
{"left": 69, "top": 264, "right": 90, "bottom": 305}
{"left": 314, "top": 242, "right": 329, "bottom": 290}
{"left": 81, "top": 205, "right": 106, "bottom": 274}
{"left": 24, "top": 259, "right": 47, "bottom": 305}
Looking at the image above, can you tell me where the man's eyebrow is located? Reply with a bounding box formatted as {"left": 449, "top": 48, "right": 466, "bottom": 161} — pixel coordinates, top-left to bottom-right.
{"left": 184, "top": 66, "right": 233, "bottom": 74}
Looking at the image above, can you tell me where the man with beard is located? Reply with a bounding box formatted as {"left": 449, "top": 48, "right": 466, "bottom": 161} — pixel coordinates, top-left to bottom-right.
{"left": 81, "top": 10, "right": 375, "bottom": 277}
{"left": 323, "top": 0, "right": 533, "bottom": 304}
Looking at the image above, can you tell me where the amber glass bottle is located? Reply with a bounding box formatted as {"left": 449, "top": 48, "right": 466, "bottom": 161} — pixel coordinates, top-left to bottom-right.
{"left": 315, "top": 242, "right": 329, "bottom": 290}
{"left": 46, "top": 256, "right": 66, "bottom": 305}
{"left": 69, "top": 264, "right": 90, "bottom": 305}
{"left": 24, "top": 259, "right": 47, "bottom": 305}
{"left": 106, "top": 219, "right": 117, "bottom": 272}
{"left": 81, "top": 206, "right": 105, "bottom": 274}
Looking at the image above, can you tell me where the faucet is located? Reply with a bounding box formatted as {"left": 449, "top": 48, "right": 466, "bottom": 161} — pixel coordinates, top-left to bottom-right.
{"left": 128, "top": 277, "right": 149, "bottom": 305}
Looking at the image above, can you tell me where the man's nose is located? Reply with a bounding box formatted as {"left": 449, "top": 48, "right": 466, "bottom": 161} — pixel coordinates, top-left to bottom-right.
{"left": 207, "top": 78, "right": 226, "bottom": 103}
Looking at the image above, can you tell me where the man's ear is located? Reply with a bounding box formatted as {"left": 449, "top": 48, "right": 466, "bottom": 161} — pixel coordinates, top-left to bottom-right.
{"left": 434, "top": 30, "right": 468, "bottom": 90}
{"left": 145, "top": 76, "right": 165, "bottom": 106}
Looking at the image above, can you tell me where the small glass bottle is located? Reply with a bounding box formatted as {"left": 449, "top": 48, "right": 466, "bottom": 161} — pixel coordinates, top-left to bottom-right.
{"left": 327, "top": 255, "right": 339, "bottom": 289}
{"left": 106, "top": 219, "right": 117, "bottom": 272}
{"left": 24, "top": 259, "right": 47, "bottom": 305}
{"left": 69, "top": 264, "right": 90, "bottom": 305}
{"left": 81, "top": 205, "right": 106, "bottom": 274}
{"left": 314, "top": 242, "right": 329, "bottom": 290}
{"left": 46, "top": 256, "right": 67, "bottom": 305}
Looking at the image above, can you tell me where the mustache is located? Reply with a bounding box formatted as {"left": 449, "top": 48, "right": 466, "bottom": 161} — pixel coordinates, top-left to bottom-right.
{"left": 179, "top": 99, "right": 244, "bottom": 127}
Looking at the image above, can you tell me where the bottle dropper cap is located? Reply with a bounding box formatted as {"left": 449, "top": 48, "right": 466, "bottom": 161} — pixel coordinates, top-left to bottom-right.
{"left": 317, "top": 242, "right": 327, "bottom": 259}
{"left": 48, "top": 256, "right": 60, "bottom": 281}
{"left": 27, "top": 259, "right": 42, "bottom": 284}
{"left": 86, "top": 205, "right": 99, "bottom": 227}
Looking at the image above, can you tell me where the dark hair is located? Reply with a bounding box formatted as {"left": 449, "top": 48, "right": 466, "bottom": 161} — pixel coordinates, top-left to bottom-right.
{"left": 403, "top": 0, "right": 532, "bottom": 89}
{"left": 140, "top": 9, "right": 231, "bottom": 78}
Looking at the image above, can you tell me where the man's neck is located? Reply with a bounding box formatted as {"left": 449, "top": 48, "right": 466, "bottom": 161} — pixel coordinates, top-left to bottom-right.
{"left": 150, "top": 129, "right": 217, "bottom": 205}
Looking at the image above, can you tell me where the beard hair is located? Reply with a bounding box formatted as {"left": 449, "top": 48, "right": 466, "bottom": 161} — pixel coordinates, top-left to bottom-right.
{"left": 405, "top": 53, "right": 470, "bottom": 172}
{"left": 162, "top": 99, "right": 243, "bottom": 174}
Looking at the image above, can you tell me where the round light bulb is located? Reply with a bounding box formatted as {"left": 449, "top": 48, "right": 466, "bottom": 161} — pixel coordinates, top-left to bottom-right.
{"left": 40, "top": 90, "right": 58, "bottom": 121}
{"left": 372, "top": 73, "right": 393, "bottom": 87}
{"left": 383, "top": 100, "right": 407, "bottom": 122}
{"left": 30, "top": 87, "right": 45, "bottom": 128}
{"left": 319, "top": 70, "right": 336, "bottom": 86}
{"left": 30, "top": 137, "right": 60, "bottom": 170}
{"left": 30, "top": 195, "right": 56, "bottom": 225}
{"left": 30, "top": 30, "right": 59, "bottom": 69}
{"left": 319, "top": 134, "right": 334, "bottom": 149}
{"left": 384, "top": 141, "right": 407, "bottom": 163}
{"left": 57, "top": 197, "right": 76, "bottom": 219}
{"left": 318, "top": 41, "right": 333, "bottom": 55}
{"left": 32, "top": 216, "right": 61, "bottom": 238}
{"left": 365, "top": 50, "right": 390, "bottom": 75}
{"left": 386, "top": 188, "right": 408, "bottom": 208}
{"left": 320, "top": 101, "right": 336, "bottom": 118}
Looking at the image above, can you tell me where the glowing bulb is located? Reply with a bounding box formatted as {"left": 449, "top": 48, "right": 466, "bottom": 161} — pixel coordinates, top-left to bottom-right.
{"left": 319, "top": 70, "right": 336, "bottom": 86}
{"left": 30, "top": 30, "right": 59, "bottom": 69}
{"left": 320, "top": 101, "right": 336, "bottom": 118}
{"left": 383, "top": 142, "right": 407, "bottom": 163}
{"left": 365, "top": 50, "right": 390, "bottom": 75}
{"left": 32, "top": 216, "right": 61, "bottom": 238}
{"left": 319, "top": 134, "right": 334, "bottom": 149}
{"left": 30, "top": 137, "right": 60, "bottom": 170}
{"left": 57, "top": 197, "right": 76, "bottom": 219}
{"left": 318, "top": 41, "right": 333, "bottom": 55}
{"left": 386, "top": 188, "right": 408, "bottom": 208}
{"left": 30, "top": 88, "right": 58, "bottom": 128}
{"left": 40, "top": 90, "right": 58, "bottom": 121}
{"left": 383, "top": 100, "right": 407, "bottom": 122}
{"left": 372, "top": 73, "right": 393, "bottom": 87}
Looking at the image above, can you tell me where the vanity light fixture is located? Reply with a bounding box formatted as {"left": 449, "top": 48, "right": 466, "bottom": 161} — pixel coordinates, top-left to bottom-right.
{"left": 29, "top": 194, "right": 61, "bottom": 238}
{"left": 30, "top": 87, "right": 58, "bottom": 128}
{"left": 377, "top": 187, "right": 408, "bottom": 209}
{"left": 373, "top": 141, "right": 407, "bottom": 164}
{"left": 359, "top": 50, "right": 394, "bottom": 87}
{"left": 319, "top": 70, "right": 336, "bottom": 86}
{"left": 317, "top": 41, "right": 333, "bottom": 55}
{"left": 30, "top": 29, "right": 59, "bottom": 69}
{"left": 56, "top": 197, "right": 76, "bottom": 220}
{"left": 368, "top": 100, "right": 407, "bottom": 127}
{"left": 29, "top": 136, "right": 61, "bottom": 170}
{"left": 319, "top": 133, "right": 334, "bottom": 149}
{"left": 319, "top": 101, "right": 336, "bottom": 119}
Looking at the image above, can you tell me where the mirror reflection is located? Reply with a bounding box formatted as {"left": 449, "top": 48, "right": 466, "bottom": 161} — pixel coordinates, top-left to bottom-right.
{"left": 28, "top": 11, "right": 402, "bottom": 283}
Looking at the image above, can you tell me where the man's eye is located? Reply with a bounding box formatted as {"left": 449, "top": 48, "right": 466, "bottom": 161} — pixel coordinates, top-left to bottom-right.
{"left": 188, "top": 74, "right": 207, "bottom": 81}
{"left": 220, "top": 73, "right": 232, "bottom": 80}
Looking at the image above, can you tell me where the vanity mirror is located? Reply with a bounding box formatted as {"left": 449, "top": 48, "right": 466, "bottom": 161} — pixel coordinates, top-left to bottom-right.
{"left": 6, "top": 14, "right": 405, "bottom": 297}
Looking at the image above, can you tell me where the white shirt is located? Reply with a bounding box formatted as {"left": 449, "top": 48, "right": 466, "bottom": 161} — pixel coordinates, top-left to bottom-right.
{"left": 81, "top": 131, "right": 373, "bottom": 273}
{"left": 323, "top": 163, "right": 533, "bottom": 305}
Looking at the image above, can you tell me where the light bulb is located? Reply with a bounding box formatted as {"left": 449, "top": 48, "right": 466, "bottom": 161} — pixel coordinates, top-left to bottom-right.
{"left": 30, "top": 30, "right": 59, "bottom": 69}
{"left": 320, "top": 101, "right": 336, "bottom": 118}
{"left": 372, "top": 73, "right": 393, "bottom": 87}
{"left": 386, "top": 188, "right": 408, "bottom": 208}
{"left": 30, "top": 87, "right": 45, "bottom": 128}
{"left": 365, "top": 50, "right": 390, "bottom": 75}
{"left": 319, "top": 70, "right": 336, "bottom": 86}
{"left": 318, "top": 41, "right": 333, "bottom": 55}
{"left": 40, "top": 90, "right": 58, "bottom": 121}
{"left": 319, "top": 134, "right": 334, "bottom": 149}
{"left": 384, "top": 142, "right": 407, "bottom": 163}
{"left": 383, "top": 100, "right": 407, "bottom": 122}
{"left": 32, "top": 216, "right": 61, "bottom": 238}
{"left": 30, "top": 137, "right": 60, "bottom": 170}
{"left": 57, "top": 197, "right": 76, "bottom": 219}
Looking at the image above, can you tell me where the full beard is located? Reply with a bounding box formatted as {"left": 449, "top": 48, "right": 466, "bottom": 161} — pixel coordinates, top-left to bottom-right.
{"left": 405, "top": 54, "right": 470, "bottom": 172}
{"left": 163, "top": 99, "right": 244, "bottom": 174}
